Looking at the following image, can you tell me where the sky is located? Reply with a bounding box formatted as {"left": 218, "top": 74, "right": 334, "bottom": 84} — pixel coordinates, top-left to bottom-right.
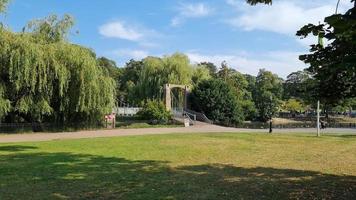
{"left": 2, "top": 0, "right": 354, "bottom": 78}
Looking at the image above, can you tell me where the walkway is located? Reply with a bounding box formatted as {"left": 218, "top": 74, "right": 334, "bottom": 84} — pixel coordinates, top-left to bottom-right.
{"left": 0, "top": 123, "right": 355, "bottom": 143}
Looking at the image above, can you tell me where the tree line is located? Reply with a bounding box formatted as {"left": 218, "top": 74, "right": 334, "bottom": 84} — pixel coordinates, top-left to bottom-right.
{"left": 0, "top": 0, "right": 354, "bottom": 127}
{"left": 101, "top": 53, "right": 355, "bottom": 125}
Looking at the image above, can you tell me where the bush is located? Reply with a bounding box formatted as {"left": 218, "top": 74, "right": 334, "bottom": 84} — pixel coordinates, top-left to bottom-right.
{"left": 241, "top": 100, "right": 258, "bottom": 121}
{"left": 191, "top": 79, "right": 244, "bottom": 125}
{"left": 137, "top": 100, "right": 171, "bottom": 123}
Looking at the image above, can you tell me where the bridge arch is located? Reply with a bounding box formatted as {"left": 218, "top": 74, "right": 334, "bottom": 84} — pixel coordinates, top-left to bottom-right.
{"left": 164, "top": 84, "right": 190, "bottom": 111}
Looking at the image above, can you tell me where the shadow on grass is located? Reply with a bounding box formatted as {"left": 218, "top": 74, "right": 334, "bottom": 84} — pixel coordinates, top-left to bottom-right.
{"left": 334, "top": 134, "right": 356, "bottom": 138}
{"left": 0, "top": 145, "right": 38, "bottom": 152}
{"left": 0, "top": 152, "right": 355, "bottom": 199}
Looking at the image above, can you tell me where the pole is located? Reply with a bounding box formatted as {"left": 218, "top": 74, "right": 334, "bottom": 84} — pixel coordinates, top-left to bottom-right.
{"left": 269, "top": 95, "right": 273, "bottom": 133}
{"left": 317, "top": 100, "right": 320, "bottom": 137}
{"left": 335, "top": 0, "right": 341, "bottom": 14}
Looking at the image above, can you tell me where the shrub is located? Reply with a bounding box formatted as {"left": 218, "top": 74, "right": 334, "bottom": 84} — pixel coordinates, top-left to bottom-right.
{"left": 137, "top": 100, "right": 171, "bottom": 123}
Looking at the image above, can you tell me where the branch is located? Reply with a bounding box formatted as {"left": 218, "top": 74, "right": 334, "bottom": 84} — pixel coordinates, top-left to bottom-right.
{"left": 246, "top": 0, "right": 272, "bottom": 5}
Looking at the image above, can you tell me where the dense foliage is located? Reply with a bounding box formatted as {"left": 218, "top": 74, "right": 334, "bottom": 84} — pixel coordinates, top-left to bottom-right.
{"left": 1, "top": 0, "right": 354, "bottom": 129}
{"left": 97, "top": 57, "right": 122, "bottom": 102}
{"left": 135, "top": 54, "right": 192, "bottom": 102}
{"left": 282, "top": 99, "right": 304, "bottom": 114}
{"left": 246, "top": 0, "right": 272, "bottom": 5}
{"left": 118, "top": 53, "right": 208, "bottom": 105}
{"left": 136, "top": 100, "right": 171, "bottom": 123}
{"left": 254, "top": 70, "right": 283, "bottom": 122}
{"left": 191, "top": 79, "right": 244, "bottom": 125}
{"left": 0, "top": 0, "right": 10, "bottom": 13}
{"left": 297, "top": 1, "right": 356, "bottom": 106}
{"left": 0, "top": 15, "right": 115, "bottom": 124}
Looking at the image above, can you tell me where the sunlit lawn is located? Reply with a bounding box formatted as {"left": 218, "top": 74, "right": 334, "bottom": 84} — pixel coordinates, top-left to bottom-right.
{"left": 0, "top": 133, "right": 356, "bottom": 199}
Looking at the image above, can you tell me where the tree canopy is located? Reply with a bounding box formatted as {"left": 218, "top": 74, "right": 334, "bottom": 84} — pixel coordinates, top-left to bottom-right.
{"left": 254, "top": 69, "right": 283, "bottom": 121}
{"left": 0, "top": 0, "right": 10, "bottom": 13}
{"left": 0, "top": 15, "right": 115, "bottom": 124}
{"left": 246, "top": 0, "right": 272, "bottom": 5}
{"left": 297, "top": 1, "right": 356, "bottom": 105}
{"left": 2, "top": 0, "right": 354, "bottom": 127}
{"left": 191, "top": 79, "right": 244, "bottom": 125}
{"left": 25, "top": 14, "right": 75, "bottom": 43}
{"left": 127, "top": 53, "right": 193, "bottom": 103}
{"left": 198, "top": 62, "right": 217, "bottom": 77}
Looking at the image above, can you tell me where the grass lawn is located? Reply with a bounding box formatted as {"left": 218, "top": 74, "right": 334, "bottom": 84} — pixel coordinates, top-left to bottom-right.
{"left": 0, "top": 133, "right": 355, "bottom": 199}
{"left": 115, "top": 122, "right": 183, "bottom": 129}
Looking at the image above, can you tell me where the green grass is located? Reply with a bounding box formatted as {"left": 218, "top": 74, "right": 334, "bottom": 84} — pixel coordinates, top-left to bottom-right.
{"left": 0, "top": 133, "right": 356, "bottom": 199}
{"left": 116, "top": 122, "right": 183, "bottom": 129}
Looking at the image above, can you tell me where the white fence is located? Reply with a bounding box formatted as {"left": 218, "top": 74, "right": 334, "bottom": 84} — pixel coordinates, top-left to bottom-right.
{"left": 113, "top": 107, "right": 141, "bottom": 116}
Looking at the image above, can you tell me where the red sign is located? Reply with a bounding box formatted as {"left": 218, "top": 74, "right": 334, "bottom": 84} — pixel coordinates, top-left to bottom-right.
{"left": 105, "top": 114, "right": 116, "bottom": 120}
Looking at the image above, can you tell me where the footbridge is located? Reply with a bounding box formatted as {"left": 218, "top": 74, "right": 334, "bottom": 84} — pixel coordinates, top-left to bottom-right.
{"left": 164, "top": 83, "right": 212, "bottom": 126}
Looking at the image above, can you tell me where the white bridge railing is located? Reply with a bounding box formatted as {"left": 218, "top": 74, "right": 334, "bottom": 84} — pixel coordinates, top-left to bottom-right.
{"left": 113, "top": 107, "right": 141, "bottom": 116}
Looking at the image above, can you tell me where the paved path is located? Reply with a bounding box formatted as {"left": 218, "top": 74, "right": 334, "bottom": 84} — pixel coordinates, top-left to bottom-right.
{"left": 0, "top": 123, "right": 355, "bottom": 143}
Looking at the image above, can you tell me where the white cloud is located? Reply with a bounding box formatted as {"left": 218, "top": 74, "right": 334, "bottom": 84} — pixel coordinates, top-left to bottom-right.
{"left": 227, "top": 2, "right": 332, "bottom": 35}
{"left": 187, "top": 50, "right": 306, "bottom": 78}
{"left": 99, "top": 21, "right": 143, "bottom": 41}
{"left": 112, "top": 49, "right": 149, "bottom": 60}
{"left": 225, "top": 0, "right": 239, "bottom": 7}
{"left": 226, "top": 0, "right": 353, "bottom": 36}
{"left": 179, "top": 3, "right": 212, "bottom": 17}
{"left": 99, "top": 20, "right": 163, "bottom": 49}
{"left": 171, "top": 3, "right": 213, "bottom": 27}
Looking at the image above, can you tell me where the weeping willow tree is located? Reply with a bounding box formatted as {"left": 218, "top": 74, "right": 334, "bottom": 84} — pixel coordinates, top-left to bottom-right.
{"left": 133, "top": 53, "right": 193, "bottom": 104}
{"left": 0, "top": 15, "right": 115, "bottom": 124}
{"left": 192, "top": 65, "right": 211, "bottom": 86}
{"left": 0, "top": 0, "right": 10, "bottom": 13}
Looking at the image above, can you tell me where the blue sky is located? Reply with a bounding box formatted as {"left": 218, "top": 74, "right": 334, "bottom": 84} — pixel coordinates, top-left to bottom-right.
{"left": 2, "top": 0, "right": 353, "bottom": 77}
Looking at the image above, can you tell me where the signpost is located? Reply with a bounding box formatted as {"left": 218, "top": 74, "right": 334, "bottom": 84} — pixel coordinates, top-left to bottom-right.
{"left": 105, "top": 113, "right": 116, "bottom": 129}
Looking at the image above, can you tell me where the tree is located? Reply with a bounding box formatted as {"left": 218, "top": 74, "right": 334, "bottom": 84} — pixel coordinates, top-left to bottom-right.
{"left": 217, "top": 61, "right": 237, "bottom": 82}
{"left": 283, "top": 70, "right": 311, "bottom": 100}
{"left": 283, "top": 99, "right": 304, "bottom": 114}
{"left": 135, "top": 56, "right": 165, "bottom": 101}
{"left": 24, "top": 14, "right": 75, "bottom": 43}
{"left": 121, "top": 59, "right": 143, "bottom": 87}
{"left": 97, "top": 57, "right": 122, "bottom": 102}
{"left": 97, "top": 57, "right": 121, "bottom": 80}
{"left": 191, "top": 79, "right": 244, "bottom": 125}
{"left": 0, "top": 84, "right": 10, "bottom": 119}
{"left": 0, "top": 0, "right": 10, "bottom": 29}
{"left": 134, "top": 53, "right": 193, "bottom": 103}
{"left": 245, "top": 74, "right": 257, "bottom": 97}
{"left": 120, "top": 59, "right": 144, "bottom": 104}
{"left": 246, "top": 0, "right": 272, "bottom": 5}
{"left": 243, "top": 74, "right": 258, "bottom": 120}
{"left": 216, "top": 62, "right": 257, "bottom": 120}
{"left": 0, "top": 0, "right": 10, "bottom": 14}
{"left": 296, "top": 2, "right": 356, "bottom": 106}
{"left": 198, "top": 62, "right": 217, "bottom": 77}
{"left": 254, "top": 69, "right": 283, "bottom": 122}
{"left": 216, "top": 62, "right": 244, "bottom": 94}
{"left": 0, "top": 15, "right": 115, "bottom": 124}
{"left": 136, "top": 100, "right": 171, "bottom": 123}
{"left": 192, "top": 65, "right": 211, "bottom": 85}
{"left": 332, "top": 98, "right": 356, "bottom": 115}
{"left": 226, "top": 71, "right": 257, "bottom": 120}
